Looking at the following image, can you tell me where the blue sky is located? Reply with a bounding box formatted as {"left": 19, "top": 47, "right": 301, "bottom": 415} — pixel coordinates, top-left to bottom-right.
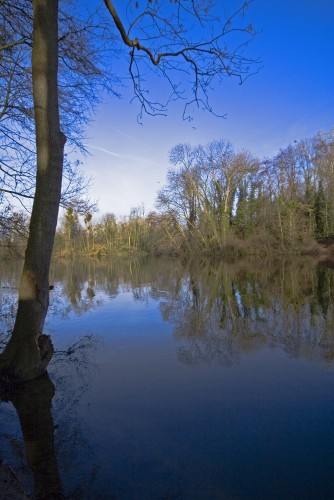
{"left": 81, "top": 0, "right": 334, "bottom": 218}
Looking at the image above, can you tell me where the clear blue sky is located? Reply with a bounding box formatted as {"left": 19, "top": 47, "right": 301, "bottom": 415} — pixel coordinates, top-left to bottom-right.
{"left": 81, "top": 0, "right": 334, "bottom": 217}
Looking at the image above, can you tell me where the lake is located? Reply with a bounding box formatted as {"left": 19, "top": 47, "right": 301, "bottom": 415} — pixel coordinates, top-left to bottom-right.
{"left": 1, "top": 255, "right": 334, "bottom": 499}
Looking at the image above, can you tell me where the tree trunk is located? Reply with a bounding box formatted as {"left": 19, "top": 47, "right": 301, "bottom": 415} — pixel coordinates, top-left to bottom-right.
{"left": 0, "top": 0, "right": 65, "bottom": 381}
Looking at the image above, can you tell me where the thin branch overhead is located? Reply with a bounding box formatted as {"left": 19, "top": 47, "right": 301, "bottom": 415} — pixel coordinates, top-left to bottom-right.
{"left": 104, "top": 0, "right": 260, "bottom": 121}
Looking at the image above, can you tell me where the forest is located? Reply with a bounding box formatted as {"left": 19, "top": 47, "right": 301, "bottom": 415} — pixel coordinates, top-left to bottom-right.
{"left": 2, "top": 128, "right": 333, "bottom": 259}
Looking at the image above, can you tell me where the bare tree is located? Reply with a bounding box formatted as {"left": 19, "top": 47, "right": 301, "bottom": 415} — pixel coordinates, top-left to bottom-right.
{"left": 158, "top": 138, "right": 259, "bottom": 250}
{"left": 0, "top": 0, "right": 117, "bottom": 217}
{"left": 0, "top": 0, "right": 258, "bottom": 381}
{"left": 0, "top": 0, "right": 66, "bottom": 380}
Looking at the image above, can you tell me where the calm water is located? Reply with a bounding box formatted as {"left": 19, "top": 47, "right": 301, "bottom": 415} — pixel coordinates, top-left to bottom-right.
{"left": 1, "top": 256, "right": 334, "bottom": 498}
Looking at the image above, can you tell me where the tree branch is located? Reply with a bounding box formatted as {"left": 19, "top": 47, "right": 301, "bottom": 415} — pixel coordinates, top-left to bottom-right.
{"left": 103, "top": 0, "right": 260, "bottom": 120}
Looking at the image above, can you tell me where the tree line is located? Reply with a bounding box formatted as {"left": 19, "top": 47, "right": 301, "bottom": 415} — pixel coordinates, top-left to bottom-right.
{"left": 4, "top": 128, "right": 331, "bottom": 258}
{"left": 155, "top": 129, "right": 334, "bottom": 255}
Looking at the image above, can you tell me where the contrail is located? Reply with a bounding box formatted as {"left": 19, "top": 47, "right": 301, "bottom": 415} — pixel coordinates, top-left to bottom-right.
{"left": 113, "top": 129, "right": 140, "bottom": 142}
{"left": 85, "top": 144, "right": 123, "bottom": 158}
{"left": 85, "top": 143, "right": 157, "bottom": 165}
{"left": 112, "top": 129, "right": 161, "bottom": 155}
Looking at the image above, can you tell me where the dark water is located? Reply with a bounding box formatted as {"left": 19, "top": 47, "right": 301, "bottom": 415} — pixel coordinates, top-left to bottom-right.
{"left": 1, "top": 256, "right": 334, "bottom": 499}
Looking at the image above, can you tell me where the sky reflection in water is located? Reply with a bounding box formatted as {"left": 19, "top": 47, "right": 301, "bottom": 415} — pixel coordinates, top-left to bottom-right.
{"left": 1, "top": 256, "right": 334, "bottom": 499}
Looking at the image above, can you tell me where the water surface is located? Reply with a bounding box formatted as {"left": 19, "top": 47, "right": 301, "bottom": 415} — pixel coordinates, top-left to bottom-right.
{"left": 1, "top": 256, "right": 334, "bottom": 498}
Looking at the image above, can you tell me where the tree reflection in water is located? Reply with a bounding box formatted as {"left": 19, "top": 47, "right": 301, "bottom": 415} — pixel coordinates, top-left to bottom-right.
{"left": 3, "top": 255, "right": 334, "bottom": 369}
{"left": 2, "top": 374, "right": 63, "bottom": 499}
{"left": 1, "top": 256, "right": 334, "bottom": 497}
{"left": 0, "top": 333, "right": 98, "bottom": 499}
{"left": 47, "top": 255, "right": 334, "bottom": 368}
{"left": 158, "top": 257, "right": 334, "bottom": 366}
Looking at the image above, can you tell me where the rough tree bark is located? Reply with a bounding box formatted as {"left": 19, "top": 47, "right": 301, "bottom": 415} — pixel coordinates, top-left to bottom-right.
{"left": 0, "top": 0, "right": 65, "bottom": 381}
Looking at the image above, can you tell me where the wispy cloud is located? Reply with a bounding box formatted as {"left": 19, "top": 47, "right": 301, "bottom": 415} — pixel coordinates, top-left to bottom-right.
{"left": 85, "top": 144, "right": 123, "bottom": 158}
{"left": 111, "top": 128, "right": 162, "bottom": 155}
{"left": 113, "top": 129, "right": 140, "bottom": 142}
{"left": 85, "top": 143, "right": 157, "bottom": 165}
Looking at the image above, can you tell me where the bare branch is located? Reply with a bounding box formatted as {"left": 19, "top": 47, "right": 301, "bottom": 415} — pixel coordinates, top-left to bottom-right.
{"left": 103, "top": 0, "right": 260, "bottom": 120}
{"left": 0, "top": 38, "right": 25, "bottom": 52}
